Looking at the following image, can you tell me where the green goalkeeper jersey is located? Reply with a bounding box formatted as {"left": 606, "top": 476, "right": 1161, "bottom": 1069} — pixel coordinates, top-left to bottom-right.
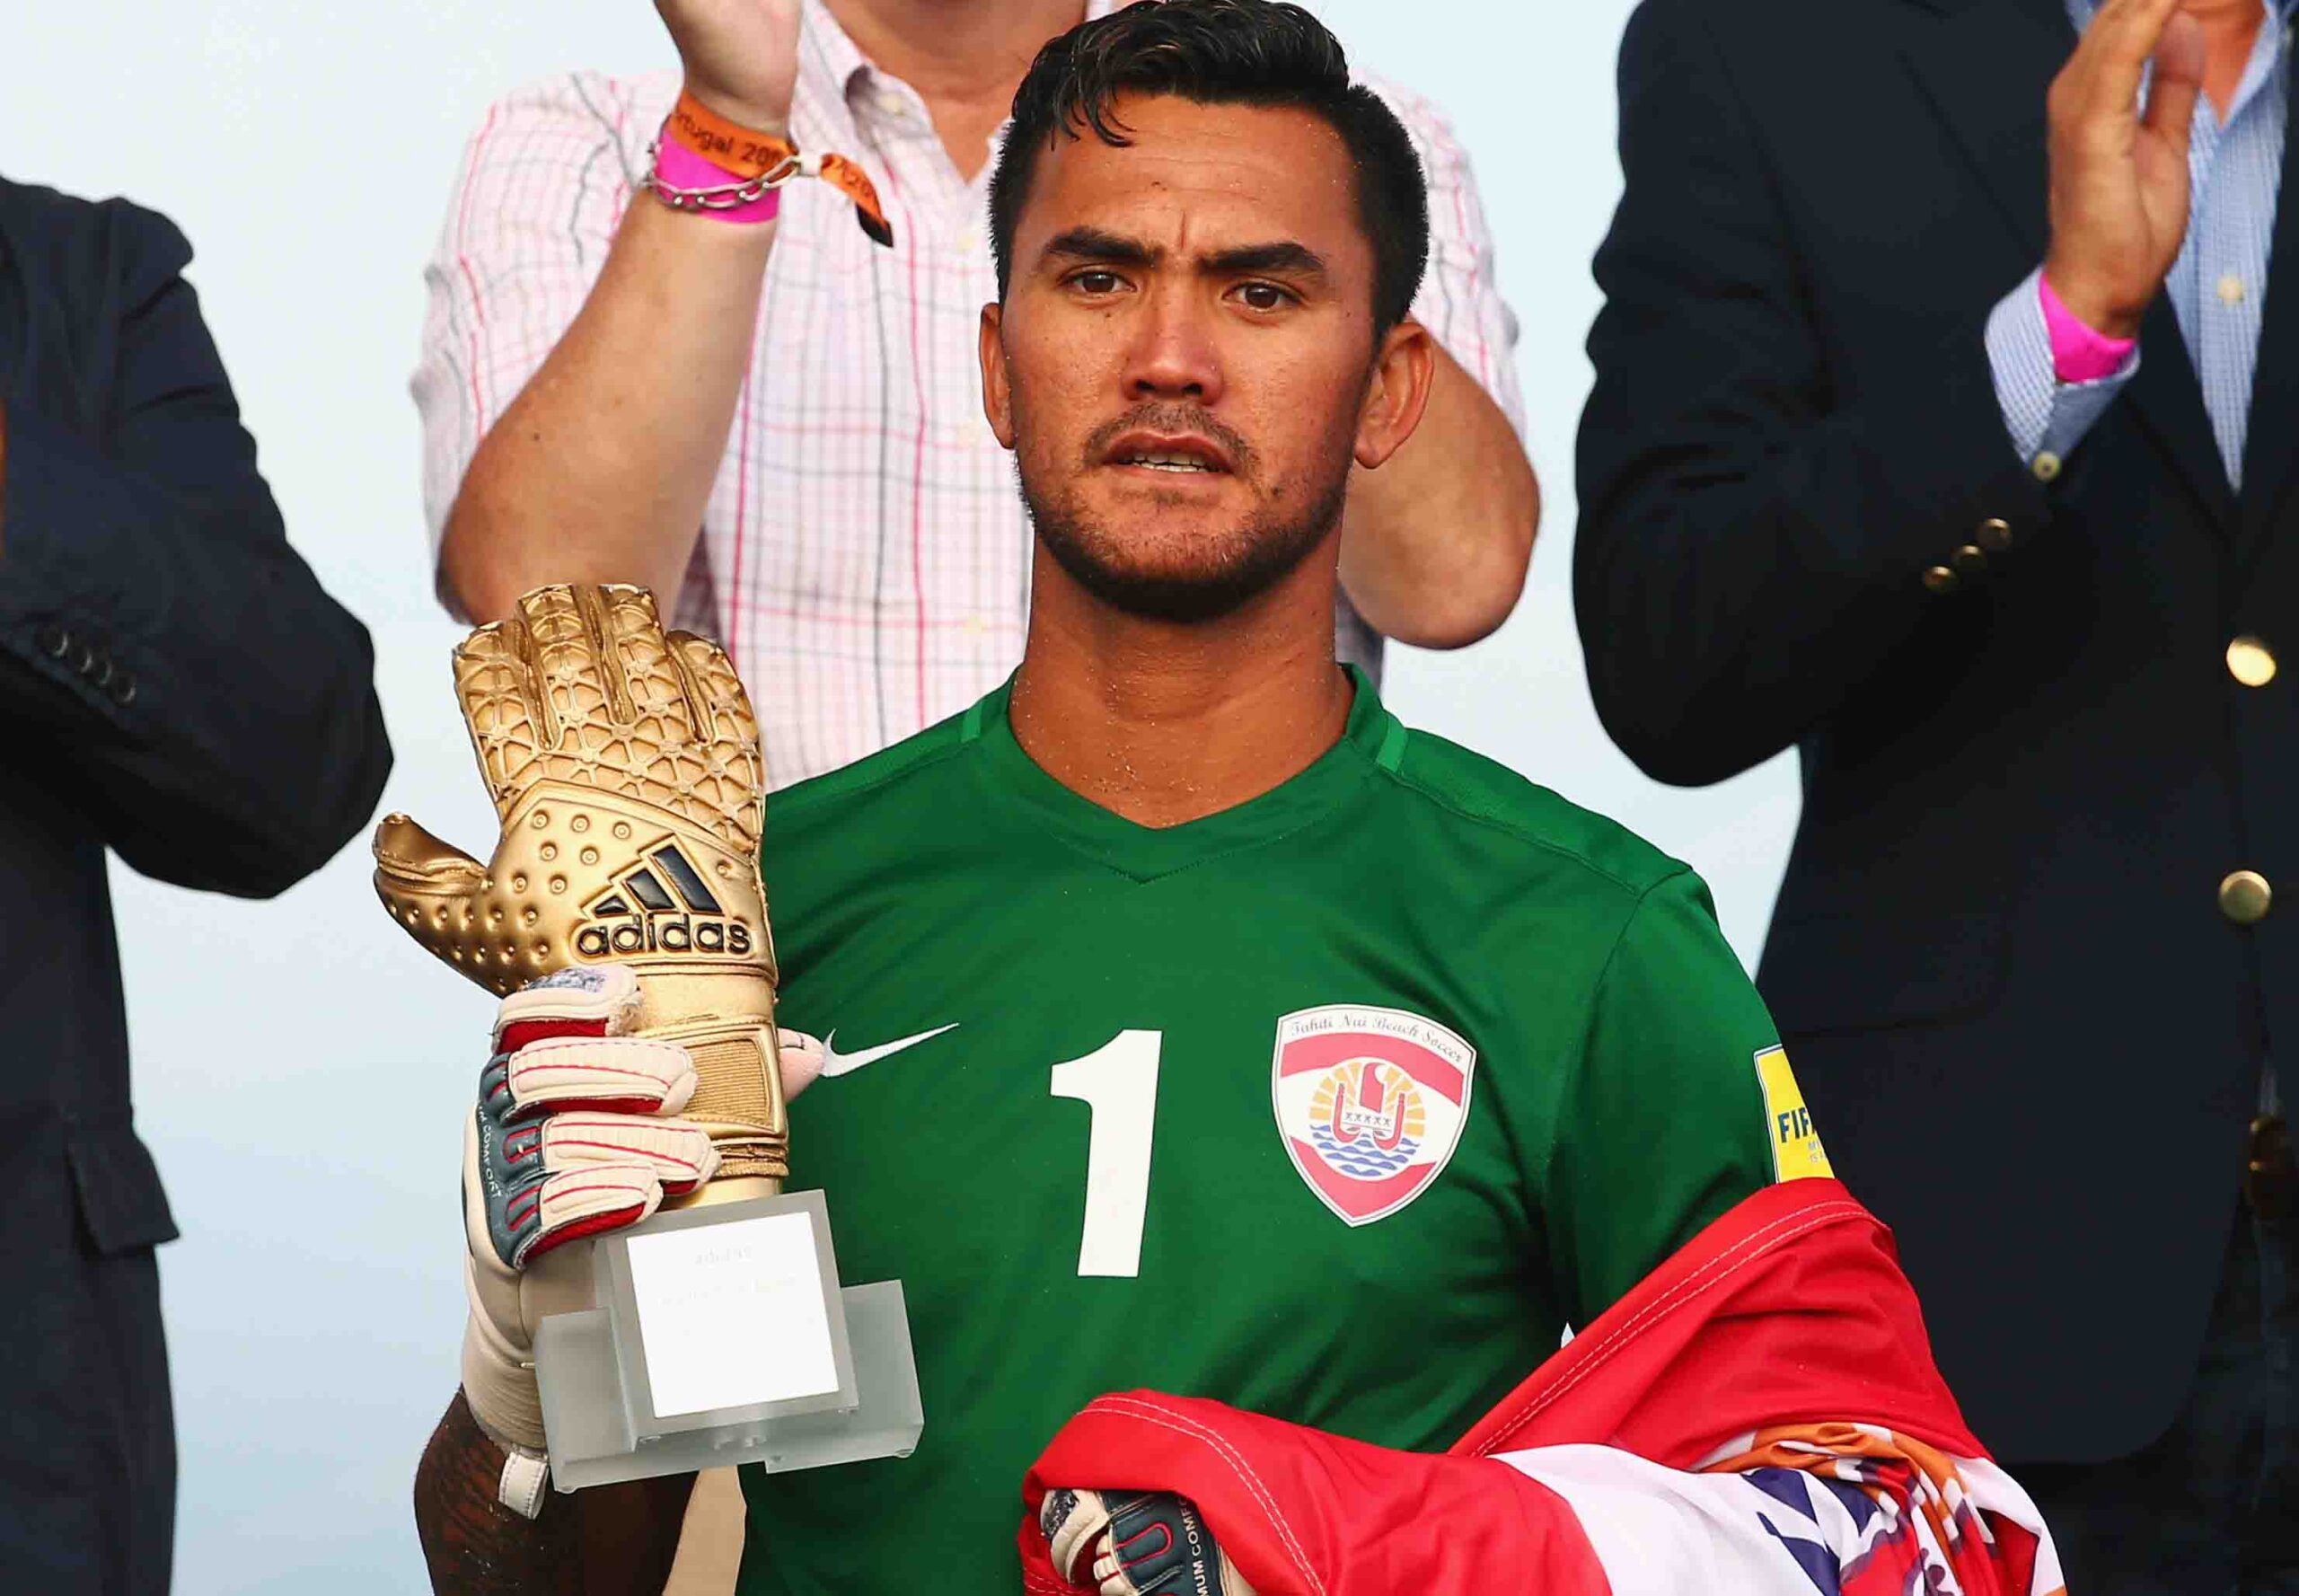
{"left": 736, "top": 671, "right": 1822, "bottom": 1594}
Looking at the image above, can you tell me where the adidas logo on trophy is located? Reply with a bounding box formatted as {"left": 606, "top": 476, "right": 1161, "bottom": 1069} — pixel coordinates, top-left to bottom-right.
{"left": 576, "top": 842, "right": 756, "bottom": 959}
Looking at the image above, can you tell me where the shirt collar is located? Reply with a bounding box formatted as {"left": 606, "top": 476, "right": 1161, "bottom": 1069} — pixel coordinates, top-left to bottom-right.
{"left": 2066, "top": 0, "right": 2293, "bottom": 135}
{"left": 797, "top": 0, "right": 876, "bottom": 115}
{"left": 963, "top": 666, "right": 1396, "bottom": 883}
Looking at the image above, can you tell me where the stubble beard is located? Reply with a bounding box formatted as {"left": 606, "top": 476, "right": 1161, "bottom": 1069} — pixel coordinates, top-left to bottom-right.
{"left": 1017, "top": 407, "right": 1355, "bottom": 625}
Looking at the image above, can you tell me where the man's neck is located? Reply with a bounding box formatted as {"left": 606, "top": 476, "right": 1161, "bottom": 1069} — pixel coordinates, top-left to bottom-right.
{"left": 1008, "top": 549, "right": 1358, "bottom": 830}
{"left": 827, "top": 0, "right": 1088, "bottom": 176}
{"left": 2182, "top": 0, "right": 2270, "bottom": 119}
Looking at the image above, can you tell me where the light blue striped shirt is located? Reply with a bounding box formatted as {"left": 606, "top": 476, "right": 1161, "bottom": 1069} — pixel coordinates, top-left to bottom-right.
{"left": 1986, "top": 0, "right": 2295, "bottom": 488}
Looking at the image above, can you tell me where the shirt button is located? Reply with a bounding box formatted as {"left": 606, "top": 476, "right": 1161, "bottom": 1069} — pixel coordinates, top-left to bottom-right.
{"left": 2221, "top": 869, "right": 2273, "bottom": 925}
{"left": 876, "top": 91, "right": 906, "bottom": 118}
{"left": 2218, "top": 272, "right": 2247, "bottom": 305}
{"left": 2228, "top": 635, "right": 2278, "bottom": 686}
{"left": 956, "top": 225, "right": 982, "bottom": 253}
{"left": 2031, "top": 451, "right": 2064, "bottom": 482}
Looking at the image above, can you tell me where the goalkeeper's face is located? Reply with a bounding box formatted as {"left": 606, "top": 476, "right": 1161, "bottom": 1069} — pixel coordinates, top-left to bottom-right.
{"left": 981, "top": 93, "right": 1427, "bottom": 623}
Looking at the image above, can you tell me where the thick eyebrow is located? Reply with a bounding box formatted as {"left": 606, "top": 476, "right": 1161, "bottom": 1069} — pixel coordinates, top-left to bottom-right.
{"left": 1036, "top": 229, "right": 1329, "bottom": 284}
{"left": 1039, "top": 225, "right": 1161, "bottom": 269}
{"left": 1202, "top": 241, "right": 1328, "bottom": 281}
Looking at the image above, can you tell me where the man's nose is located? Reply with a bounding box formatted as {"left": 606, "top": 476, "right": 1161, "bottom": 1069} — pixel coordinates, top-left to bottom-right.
{"left": 1123, "top": 286, "right": 1224, "bottom": 404}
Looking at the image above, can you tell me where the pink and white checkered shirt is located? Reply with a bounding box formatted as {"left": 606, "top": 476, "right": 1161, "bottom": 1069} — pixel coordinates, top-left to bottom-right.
{"left": 415, "top": 0, "right": 1523, "bottom": 789}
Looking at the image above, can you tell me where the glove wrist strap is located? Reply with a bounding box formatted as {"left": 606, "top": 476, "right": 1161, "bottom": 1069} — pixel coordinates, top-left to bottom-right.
{"left": 498, "top": 1446, "right": 551, "bottom": 1521}
{"left": 655, "top": 1018, "right": 789, "bottom": 1183}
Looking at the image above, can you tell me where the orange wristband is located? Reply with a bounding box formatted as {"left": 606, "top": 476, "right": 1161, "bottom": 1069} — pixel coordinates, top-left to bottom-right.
{"left": 666, "top": 89, "right": 894, "bottom": 248}
{"left": 665, "top": 91, "right": 798, "bottom": 180}
{"left": 815, "top": 154, "right": 895, "bottom": 250}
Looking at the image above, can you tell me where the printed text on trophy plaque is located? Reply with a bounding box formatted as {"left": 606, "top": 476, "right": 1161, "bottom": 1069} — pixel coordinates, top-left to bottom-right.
{"left": 624, "top": 1212, "right": 841, "bottom": 1417}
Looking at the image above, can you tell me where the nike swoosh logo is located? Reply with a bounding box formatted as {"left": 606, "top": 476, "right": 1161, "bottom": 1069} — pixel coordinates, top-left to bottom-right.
{"left": 820, "top": 1023, "right": 960, "bottom": 1079}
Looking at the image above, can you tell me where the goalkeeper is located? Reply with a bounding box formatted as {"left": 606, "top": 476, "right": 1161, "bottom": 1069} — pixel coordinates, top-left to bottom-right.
{"left": 400, "top": 3, "right": 1855, "bottom": 1592}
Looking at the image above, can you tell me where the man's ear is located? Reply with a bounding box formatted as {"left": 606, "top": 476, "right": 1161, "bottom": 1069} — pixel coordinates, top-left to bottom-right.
{"left": 980, "top": 302, "right": 1017, "bottom": 450}
{"left": 1352, "top": 319, "right": 1436, "bottom": 471}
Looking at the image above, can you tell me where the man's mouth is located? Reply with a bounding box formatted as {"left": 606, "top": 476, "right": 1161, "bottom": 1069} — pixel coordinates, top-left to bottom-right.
{"left": 1104, "top": 431, "right": 1236, "bottom": 476}
{"left": 1117, "top": 454, "right": 1220, "bottom": 473}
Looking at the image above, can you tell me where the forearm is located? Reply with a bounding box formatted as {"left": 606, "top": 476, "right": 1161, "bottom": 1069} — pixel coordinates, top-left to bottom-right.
{"left": 416, "top": 1391, "right": 586, "bottom": 1593}
{"left": 438, "top": 197, "right": 772, "bottom": 622}
{"left": 1580, "top": 0, "right": 2047, "bottom": 787}
{"left": 1575, "top": 326, "right": 2046, "bottom": 787}
{"left": 0, "top": 403, "right": 390, "bottom": 892}
{"left": 1337, "top": 344, "right": 1537, "bottom": 648}
{"left": 414, "top": 1390, "right": 691, "bottom": 1596}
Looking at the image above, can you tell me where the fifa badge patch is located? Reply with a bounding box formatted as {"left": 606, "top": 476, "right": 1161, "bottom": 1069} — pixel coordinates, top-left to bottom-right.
{"left": 1755, "top": 1045, "right": 1834, "bottom": 1181}
{"left": 1271, "top": 1005, "right": 1477, "bottom": 1226}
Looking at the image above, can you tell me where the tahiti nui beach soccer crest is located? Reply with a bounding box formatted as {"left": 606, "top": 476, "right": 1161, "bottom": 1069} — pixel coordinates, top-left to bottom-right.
{"left": 1271, "top": 1004, "right": 1477, "bottom": 1227}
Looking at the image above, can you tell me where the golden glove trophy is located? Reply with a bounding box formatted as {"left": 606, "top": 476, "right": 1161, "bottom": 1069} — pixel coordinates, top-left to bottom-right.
{"left": 374, "top": 582, "right": 787, "bottom": 1186}
{"left": 379, "top": 584, "right": 920, "bottom": 1491}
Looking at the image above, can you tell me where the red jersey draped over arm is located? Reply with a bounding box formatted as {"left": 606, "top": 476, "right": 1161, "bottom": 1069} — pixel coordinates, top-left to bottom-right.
{"left": 1449, "top": 1178, "right": 1981, "bottom": 1465}
{"left": 1021, "top": 1181, "right": 2057, "bottom": 1596}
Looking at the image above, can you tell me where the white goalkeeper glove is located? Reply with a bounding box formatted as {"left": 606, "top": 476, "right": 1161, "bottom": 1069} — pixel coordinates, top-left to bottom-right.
{"left": 1042, "top": 1487, "right": 1259, "bottom": 1596}
{"left": 458, "top": 964, "right": 825, "bottom": 1516}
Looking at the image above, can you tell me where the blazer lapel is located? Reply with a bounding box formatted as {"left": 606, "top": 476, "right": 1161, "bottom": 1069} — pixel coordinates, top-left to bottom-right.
{"left": 1893, "top": 0, "right": 2064, "bottom": 259}
{"left": 1897, "top": 0, "right": 2235, "bottom": 532}
{"left": 2131, "top": 294, "right": 2241, "bottom": 534}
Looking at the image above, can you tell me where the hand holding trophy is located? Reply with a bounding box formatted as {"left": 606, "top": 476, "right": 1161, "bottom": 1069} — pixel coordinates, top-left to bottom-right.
{"left": 378, "top": 584, "right": 917, "bottom": 1510}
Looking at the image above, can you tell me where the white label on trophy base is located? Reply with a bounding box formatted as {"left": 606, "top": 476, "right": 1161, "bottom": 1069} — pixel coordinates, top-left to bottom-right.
{"left": 623, "top": 1212, "right": 842, "bottom": 1418}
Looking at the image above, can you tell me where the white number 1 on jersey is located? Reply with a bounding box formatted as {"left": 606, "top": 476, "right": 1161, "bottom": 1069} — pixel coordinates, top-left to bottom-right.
{"left": 1048, "top": 1030, "right": 1163, "bottom": 1277}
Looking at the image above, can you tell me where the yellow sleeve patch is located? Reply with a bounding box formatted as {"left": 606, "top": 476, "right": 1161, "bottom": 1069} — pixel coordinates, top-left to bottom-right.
{"left": 1755, "top": 1045, "right": 1833, "bottom": 1182}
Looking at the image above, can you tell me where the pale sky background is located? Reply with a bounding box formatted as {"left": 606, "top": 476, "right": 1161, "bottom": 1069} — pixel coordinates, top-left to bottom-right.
{"left": 1, "top": 3, "right": 1800, "bottom": 1588}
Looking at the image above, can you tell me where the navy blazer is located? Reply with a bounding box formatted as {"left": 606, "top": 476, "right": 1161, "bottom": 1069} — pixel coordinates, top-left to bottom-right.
{"left": 0, "top": 175, "right": 390, "bottom": 1590}
{"left": 1577, "top": 0, "right": 2292, "bottom": 1466}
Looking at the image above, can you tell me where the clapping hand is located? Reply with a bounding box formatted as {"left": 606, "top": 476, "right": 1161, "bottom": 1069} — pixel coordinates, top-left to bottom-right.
{"left": 2042, "top": 0, "right": 2207, "bottom": 339}
{"left": 656, "top": 0, "right": 804, "bottom": 133}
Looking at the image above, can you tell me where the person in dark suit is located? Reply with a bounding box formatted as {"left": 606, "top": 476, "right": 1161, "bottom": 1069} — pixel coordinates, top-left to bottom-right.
{"left": 0, "top": 175, "right": 392, "bottom": 1593}
{"left": 1576, "top": 0, "right": 2297, "bottom": 1586}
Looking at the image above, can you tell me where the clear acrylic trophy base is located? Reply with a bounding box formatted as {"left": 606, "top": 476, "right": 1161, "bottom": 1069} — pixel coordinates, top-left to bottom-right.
{"left": 533, "top": 1189, "right": 922, "bottom": 1492}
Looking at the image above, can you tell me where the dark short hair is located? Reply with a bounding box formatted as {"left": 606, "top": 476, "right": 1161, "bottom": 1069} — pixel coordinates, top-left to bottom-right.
{"left": 988, "top": 0, "right": 1430, "bottom": 336}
